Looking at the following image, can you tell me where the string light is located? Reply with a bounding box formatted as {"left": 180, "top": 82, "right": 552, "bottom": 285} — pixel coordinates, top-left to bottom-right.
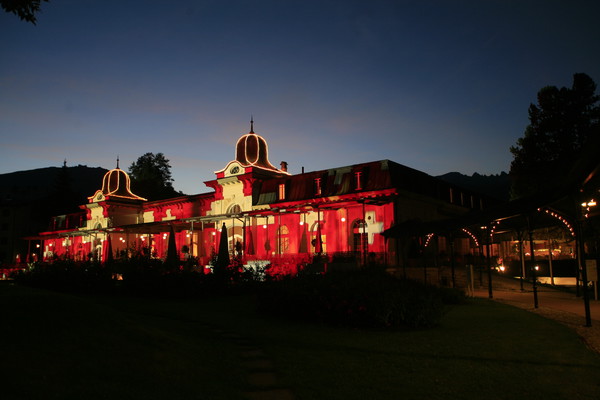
{"left": 424, "top": 233, "right": 434, "bottom": 247}
{"left": 539, "top": 208, "right": 575, "bottom": 237}
{"left": 581, "top": 199, "right": 596, "bottom": 219}
{"left": 462, "top": 228, "right": 480, "bottom": 246}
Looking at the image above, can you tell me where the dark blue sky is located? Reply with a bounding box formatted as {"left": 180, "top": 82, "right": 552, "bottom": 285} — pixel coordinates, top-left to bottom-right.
{"left": 1, "top": 0, "right": 599, "bottom": 195}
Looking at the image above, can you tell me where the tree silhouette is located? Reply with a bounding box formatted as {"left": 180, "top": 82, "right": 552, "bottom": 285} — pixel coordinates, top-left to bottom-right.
{"left": 509, "top": 73, "right": 600, "bottom": 199}
{"left": 1, "top": 0, "right": 48, "bottom": 24}
{"left": 128, "top": 153, "right": 183, "bottom": 200}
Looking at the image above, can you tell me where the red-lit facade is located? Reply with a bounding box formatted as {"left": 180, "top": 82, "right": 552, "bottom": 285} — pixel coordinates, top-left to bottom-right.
{"left": 33, "top": 124, "right": 491, "bottom": 275}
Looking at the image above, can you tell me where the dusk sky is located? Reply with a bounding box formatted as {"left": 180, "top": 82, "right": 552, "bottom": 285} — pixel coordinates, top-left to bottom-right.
{"left": 1, "top": 0, "right": 599, "bottom": 195}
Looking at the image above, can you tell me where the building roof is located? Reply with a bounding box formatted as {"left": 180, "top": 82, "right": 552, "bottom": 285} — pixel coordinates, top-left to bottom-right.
{"left": 254, "top": 159, "right": 496, "bottom": 209}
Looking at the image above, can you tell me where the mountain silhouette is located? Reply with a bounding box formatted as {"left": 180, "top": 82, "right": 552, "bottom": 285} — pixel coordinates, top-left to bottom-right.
{"left": 436, "top": 171, "right": 510, "bottom": 201}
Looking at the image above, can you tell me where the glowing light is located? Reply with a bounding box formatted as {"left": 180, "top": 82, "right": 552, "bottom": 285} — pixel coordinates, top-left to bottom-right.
{"left": 263, "top": 224, "right": 267, "bottom": 229}
{"left": 212, "top": 231, "right": 216, "bottom": 236}
{"left": 534, "top": 265, "right": 540, "bottom": 271}
{"left": 299, "top": 221, "right": 304, "bottom": 225}
{"left": 424, "top": 233, "right": 434, "bottom": 247}
{"left": 581, "top": 199, "right": 597, "bottom": 218}
{"left": 499, "top": 265, "right": 506, "bottom": 272}
{"left": 341, "top": 217, "right": 346, "bottom": 222}
{"left": 540, "top": 208, "right": 575, "bottom": 236}
{"left": 462, "top": 228, "right": 480, "bottom": 247}
{"left": 489, "top": 220, "right": 500, "bottom": 238}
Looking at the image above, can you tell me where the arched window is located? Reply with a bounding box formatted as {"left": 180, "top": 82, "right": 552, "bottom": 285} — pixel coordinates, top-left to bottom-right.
{"left": 310, "top": 222, "right": 326, "bottom": 254}
{"left": 277, "top": 225, "right": 289, "bottom": 254}
{"left": 228, "top": 204, "right": 242, "bottom": 214}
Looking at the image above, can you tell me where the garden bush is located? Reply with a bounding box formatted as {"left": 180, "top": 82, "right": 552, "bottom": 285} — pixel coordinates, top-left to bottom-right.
{"left": 257, "top": 269, "right": 455, "bottom": 329}
{"left": 13, "top": 260, "right": 114, "bottom": 293}
{"left": 13, "top": 256, "right": 262, "bottom": 298}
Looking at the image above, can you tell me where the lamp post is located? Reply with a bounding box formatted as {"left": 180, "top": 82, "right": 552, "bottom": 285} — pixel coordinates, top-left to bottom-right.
{"left": 577, "top": 197, "right": 594, "bottom": 327}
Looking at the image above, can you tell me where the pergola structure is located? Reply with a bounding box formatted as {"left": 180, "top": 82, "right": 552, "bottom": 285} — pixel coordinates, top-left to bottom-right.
{"left": 383, "top": 136, "right": 600, "bottom": 325}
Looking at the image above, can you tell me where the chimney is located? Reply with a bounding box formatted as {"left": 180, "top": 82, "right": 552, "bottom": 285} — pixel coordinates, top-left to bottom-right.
{"left": 280, "top": 161, "right": 288, "bottom": 172}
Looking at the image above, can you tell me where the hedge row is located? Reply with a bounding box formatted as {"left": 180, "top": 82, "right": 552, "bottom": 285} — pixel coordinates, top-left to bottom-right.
{"left": 257, "top": 269, "right": 464, "bottom": 329}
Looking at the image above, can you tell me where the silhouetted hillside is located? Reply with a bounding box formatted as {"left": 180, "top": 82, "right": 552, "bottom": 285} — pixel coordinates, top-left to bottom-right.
{"left": 0, "top": 165, "right": 108, "bottom": 211}
{"left": 437, "top": 172, "right": 510, "bottom": 201}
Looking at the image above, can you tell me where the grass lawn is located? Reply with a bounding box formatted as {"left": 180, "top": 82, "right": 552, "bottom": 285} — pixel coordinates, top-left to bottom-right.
{"left": 2, "top": 282, "right": 600, "bottom": 400}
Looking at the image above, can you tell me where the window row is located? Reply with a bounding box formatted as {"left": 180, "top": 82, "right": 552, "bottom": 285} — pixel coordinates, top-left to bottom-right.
{"left": 278, "top": 172, "right": 365, "bottom": 201}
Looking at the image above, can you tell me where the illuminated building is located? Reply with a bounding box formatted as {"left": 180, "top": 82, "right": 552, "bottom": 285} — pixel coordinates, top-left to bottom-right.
{"left": 32, "top": 121, "right": 494, "bottom": 275}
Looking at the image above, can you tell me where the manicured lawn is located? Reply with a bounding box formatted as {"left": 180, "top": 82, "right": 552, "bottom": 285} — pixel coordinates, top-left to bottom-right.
{"left": 2, "top": 282, "right": 600, "bottom": 400}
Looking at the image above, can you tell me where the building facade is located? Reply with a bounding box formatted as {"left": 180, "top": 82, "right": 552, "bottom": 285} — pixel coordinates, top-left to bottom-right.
{"left": 28, "top": 123, "right": 494, "bottom": 276}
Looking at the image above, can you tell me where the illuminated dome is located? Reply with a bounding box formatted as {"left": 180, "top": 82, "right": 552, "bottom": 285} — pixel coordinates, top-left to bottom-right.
{"left": 235, "top": 119, "right": 279, "bottom": 171}
{"left": 99, "top": 166, "right": 146, "bottom": 201}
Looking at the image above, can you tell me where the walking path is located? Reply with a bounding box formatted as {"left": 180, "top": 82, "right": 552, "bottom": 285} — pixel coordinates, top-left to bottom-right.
{"left": 473, "top": 276, "right": 600, "bottom": 354}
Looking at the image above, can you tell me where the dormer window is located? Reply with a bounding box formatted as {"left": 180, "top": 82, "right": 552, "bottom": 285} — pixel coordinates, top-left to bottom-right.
{"left": 314, "top": 178, "right": 322, "bottom": 196}
{"left": 355, "top": 171, "right": 362, "bottom": 191}
{"left": 278, "top": 183, "right": 286, "bottom": 200}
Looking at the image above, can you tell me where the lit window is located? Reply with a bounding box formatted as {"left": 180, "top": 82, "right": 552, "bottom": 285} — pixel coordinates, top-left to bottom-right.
{"left": 355, "top": 172, "right": 362, "bottom": 190}
{"left": 278, "top": 225, "right": 289, "bottom": 253}
{"left": 314, "top": 178, "right": 322, "bottom": 196}
{"left": 278, "top": 183, "right": 286, "bottom": 200}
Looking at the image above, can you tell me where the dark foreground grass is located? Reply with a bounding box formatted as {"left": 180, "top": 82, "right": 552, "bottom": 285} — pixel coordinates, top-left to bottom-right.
{"left": 2, "top": 282, "right": 600, "bottom": 400}
{"left": 0, "top": 283, "right": 243, "bottom": 400}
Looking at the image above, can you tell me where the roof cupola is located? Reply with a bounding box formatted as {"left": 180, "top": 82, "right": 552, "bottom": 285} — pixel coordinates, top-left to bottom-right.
{"left": 234, "top": 118, "right": 280, "bottom": 171}
{"left": 88, "top": 159, "right": 147, "bottom": 202}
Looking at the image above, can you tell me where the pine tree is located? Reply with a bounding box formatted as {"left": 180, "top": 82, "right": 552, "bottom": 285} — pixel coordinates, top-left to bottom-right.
{"left": 509, "top": 73, "right": 600, "bottom": 199}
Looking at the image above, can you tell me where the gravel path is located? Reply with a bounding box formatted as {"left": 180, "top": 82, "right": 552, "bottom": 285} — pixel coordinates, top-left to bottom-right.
{"left": 473, "top": 276, "right": 600, "bottom": 355}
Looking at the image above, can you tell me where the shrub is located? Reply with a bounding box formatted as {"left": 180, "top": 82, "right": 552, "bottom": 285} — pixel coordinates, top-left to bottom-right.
{"left": 13, "top": 260, "right": 114, "bottom": 293}
{"left": 257, "top": 270, "right": 453, "bottom": 329}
